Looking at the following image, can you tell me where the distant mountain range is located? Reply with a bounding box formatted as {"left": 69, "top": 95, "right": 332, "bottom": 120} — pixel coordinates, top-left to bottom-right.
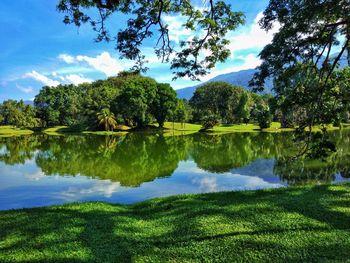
{"left": 24, "top": 100, "right": 34, "bottom": 106}
{"left": 176, "top": 69, "right": 273, "bottom": 100}
{"left": 176, "top": 56, "right": 348, "bottom": 100}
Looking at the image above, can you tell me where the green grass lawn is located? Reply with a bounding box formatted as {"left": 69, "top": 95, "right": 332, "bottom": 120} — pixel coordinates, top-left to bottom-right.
{"left": 163, "top": 122, "right": 202, "bottom": 131}
{"left": 0, "top": 184, "right": 349, "bottom": 262}
{"left": 0, "top": 126, "right": 33, "bottom": 136}
{"left": 1, "top": 122, "right": 348, "bottom": 138}
{"left": 164, "top": 121, "right": 296, "bottom": 133}
{"left": 43, "top": 125, "right": 129, "bottom": 136}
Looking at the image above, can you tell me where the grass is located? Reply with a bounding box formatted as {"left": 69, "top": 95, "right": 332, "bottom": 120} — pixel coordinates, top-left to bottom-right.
{"left": 2, "top": 122, "right": 348, "bottom": 138}
{"left": 0, "top": 183, "right": 349, "bottom": 262}
{"left": 0, "top": 126, "right": 33, "bottom": 137}
{"left": 163, "top": 122, "right": 202, "bottom": 131}
{"left": 43, "top": 125, "right": 129, "bottom": 136}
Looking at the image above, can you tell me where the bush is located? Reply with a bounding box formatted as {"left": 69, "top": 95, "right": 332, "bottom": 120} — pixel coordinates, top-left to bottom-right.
{"left": 201, "top": 115, "right": 220, "bottom": 130}
{"left": 257, "top": 110, "right": 272, "bottom": 129}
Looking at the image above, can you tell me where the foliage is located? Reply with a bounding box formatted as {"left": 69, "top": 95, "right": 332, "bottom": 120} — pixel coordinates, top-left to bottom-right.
{"left": 34, "top": 85, "right": 82, "bottom": 126}
{"left": 0, "top": 100, "right": 38, "bottom": 128}
{"left": 249, "top": 0, "right": 350, "bottom": 157}
{"left": 201, "top": 114, "right": 220, "bottom": 130}
{"left": 79, "top": 76, "right": 125, "bottom": 128}
{"left": 115, "top": 75, "right": 158, "bottom": 128}
{"left": 236, "top": 92, "right": 252, "bottom": 123}
{"left": 189, "top": 82, "right": 273, "bottom": 127}
{"left": 257, "top": 107, "right": 272, "bottom": 129}
{"left": 97, "top": 108, "right": 118, "bottom": 131}
{"left": 174, "top": 99, "right": 192, "bottom": 127}
{"left": 1, "top": 183, "right": 350, "bottom": 261}
{"left": 57, "top": 0, "right": 245, "bottom": 80}
{"left": 150, "top": 83, "right": 177, "bottom": 128}
{"left": 190, "top": 82, "right": 249, "bottom": 124}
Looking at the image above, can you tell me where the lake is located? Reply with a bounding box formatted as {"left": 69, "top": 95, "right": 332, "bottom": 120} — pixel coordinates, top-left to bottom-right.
{"left": 0, "top": 131, "right": 349, "bottom": 210}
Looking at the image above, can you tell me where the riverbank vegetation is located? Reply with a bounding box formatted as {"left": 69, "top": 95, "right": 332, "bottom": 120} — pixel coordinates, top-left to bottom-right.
{"left": 1, "top": 71, "right": 349, "bottom": 136}
{"left": 0, "top": 183, "right": 349, "bottom": 262}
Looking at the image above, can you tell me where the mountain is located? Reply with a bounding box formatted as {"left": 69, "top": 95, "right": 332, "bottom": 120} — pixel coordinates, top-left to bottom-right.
{"left": 24, "top": 100, "right": 34, "bottom": 106}
{"left": 176, "top": 55, "right": 349, "bottom": 100}
{"left": 176, "top": 69, "right": 273, "bottom": 100}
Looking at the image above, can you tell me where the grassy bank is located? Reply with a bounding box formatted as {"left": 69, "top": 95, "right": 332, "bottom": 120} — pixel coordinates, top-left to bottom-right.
{"left": 1, "top": 122, "right": 347, "bottom": 137}
{"left": 0, "top": 184, "right": 349, "bottom": 262}
{"left": 161, "top": 122, "right": 343, "bottom": 133}
{"left": 0, "top": 126, "right": 33, "bottom": 136}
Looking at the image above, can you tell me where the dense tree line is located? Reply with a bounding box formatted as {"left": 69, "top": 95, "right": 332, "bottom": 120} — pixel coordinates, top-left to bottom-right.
{"left": 0, "top": 100, "right": 38, "bottom": 128}
{"left": 1, "top": 70, "right": 349, "bottom": 131}
{"left": 32, "top": 72, "right": 181, "bottom": 130}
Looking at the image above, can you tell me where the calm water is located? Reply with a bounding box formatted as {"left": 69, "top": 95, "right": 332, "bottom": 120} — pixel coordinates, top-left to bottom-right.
{"left": 0, "top": 131, "right": 349, "bottom": 210}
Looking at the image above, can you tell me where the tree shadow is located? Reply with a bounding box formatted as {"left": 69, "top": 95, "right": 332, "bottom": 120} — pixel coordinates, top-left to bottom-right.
{"left": 1, "top": 184, "right": 350, "bottom": 262}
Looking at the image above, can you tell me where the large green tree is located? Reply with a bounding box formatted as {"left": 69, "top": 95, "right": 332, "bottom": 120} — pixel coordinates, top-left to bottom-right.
{"left": 115, "top": 75, "right": 158, "bottom": 128}
{"left": 174, "top": 99, "right": 192, "bottom": 128}
{"left": 189, "top": 82, "right": 249, "bottom": 124}
{"left": 250, "top": 0, "right": 350, "bottom": 157}
{"left": 57, "top": 0, "right": 245, "bottom": 80}
{"left": 150, "top": 83, "right": 177, "bottom": 128}
{"left": 34, "top": 85, "right": 82, "bottom": 126}
{"left": 79, "top": 76, "right": 125, "bottom": 128}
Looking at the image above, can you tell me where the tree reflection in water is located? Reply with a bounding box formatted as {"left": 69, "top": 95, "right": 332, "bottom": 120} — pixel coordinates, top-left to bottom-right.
{"left": 0, "top": 130, "right": 350, "bottom": 186}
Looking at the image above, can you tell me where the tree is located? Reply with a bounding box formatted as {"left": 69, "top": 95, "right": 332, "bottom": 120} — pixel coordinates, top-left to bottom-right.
{"left": 257, "top": 107, "right": 272, "bottom": 129}
{"left": 0, "top": 100, "right": 38, "bottom": 128}
{"left": 97, "top": 108, "right": 118, "bottom": 131}
{"left": 150, "top": 83, "right": 177, "bottom": 128}
{"left": 190, "top": 82, "right": 247, "bottom": 124}
{"left": 249, "top": 0, "right": 350, "bottom": 157}
{"left": 57, "top": 0, "right": 245, "bottom": 80}
{"left": 236, "top": 92, "right": 252, "bottom": 124}
{"left": 115, "top": 75, "right": 157, "bottom": 128}
{"left": 34, "top": 85, "right": 82, "bottom": 126}
{"left": 333, "top": 67, "right": 350, "bottom": 124}
{"left": 80, "top": 76, "right": 125, "bottom": 128}
{"left": 201, "top": 114, "right": 220, "bottom": 130}
{"left": 174, "top": 99, "right": 191, "bottom": 128}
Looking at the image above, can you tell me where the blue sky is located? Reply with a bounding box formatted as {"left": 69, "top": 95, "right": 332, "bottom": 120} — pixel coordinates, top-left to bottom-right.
{"left": 0, "top": 0, "right": 278, "bottom": 102}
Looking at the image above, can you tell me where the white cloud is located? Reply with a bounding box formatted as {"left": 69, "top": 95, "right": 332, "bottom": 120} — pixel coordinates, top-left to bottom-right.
{"left": 65, "top": 74, "right": 93, "bottom": 85}
{"left": 23, "top": 70, "right": 60, "bottom": 87}
{"left": 24, "top": 170, "right": 45, "bottom": 181}
{"left": 58, "top": 54, "right": 76, "bottom": 64}
{"left": 228, "top": 12, "right": 280, "bottom": 55}
{"left": 162, "top": 15, "right": 192, "bottom": 43}
{"left": 76, "top": 52, "right": 123, "bottom": 77}
{"left": 192, "top": 176, "right": 220, "bottom": 192}
{"left": 59, "top": 180, "right": 122, "bottom": 200}
{"left": 16, "top": 83, "right": 34, "bottom": 94}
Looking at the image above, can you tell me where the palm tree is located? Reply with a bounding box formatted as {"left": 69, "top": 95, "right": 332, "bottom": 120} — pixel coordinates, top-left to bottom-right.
{"left": 97, "top": 108, "right": 118, "bottom": 131}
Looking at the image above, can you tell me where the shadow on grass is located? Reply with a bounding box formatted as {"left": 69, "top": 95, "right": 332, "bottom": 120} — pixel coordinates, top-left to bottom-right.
{"left": 0, "top": 184, "right": 350, "bottom": 262}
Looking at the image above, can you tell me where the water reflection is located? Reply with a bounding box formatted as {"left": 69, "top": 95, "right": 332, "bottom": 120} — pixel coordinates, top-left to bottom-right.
{"left": 0, "top": 131, "right": 349, "bottom": 209}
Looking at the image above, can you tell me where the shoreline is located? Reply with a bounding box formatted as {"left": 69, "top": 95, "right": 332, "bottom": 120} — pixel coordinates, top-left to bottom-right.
{"left": 1, "top": 122, "right": 349, "bottom": 137}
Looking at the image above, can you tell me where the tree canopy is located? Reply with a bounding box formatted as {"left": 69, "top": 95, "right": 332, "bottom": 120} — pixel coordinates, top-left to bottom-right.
{"left": 249, "top": 0, "right": 350, "bottom": 157}
{"left": 189, "top": 81, "right": 271, "bottom": 126}
{"left": 0, "top": 100, "right": 38, "bottom": 128}
{"left": 57, "top": 0, "right": 245, "bottom": 80}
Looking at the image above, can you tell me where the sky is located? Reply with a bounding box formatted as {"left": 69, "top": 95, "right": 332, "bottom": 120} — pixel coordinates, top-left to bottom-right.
{"left": 0, "top": 0, "right": 279, "bottom": 102}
